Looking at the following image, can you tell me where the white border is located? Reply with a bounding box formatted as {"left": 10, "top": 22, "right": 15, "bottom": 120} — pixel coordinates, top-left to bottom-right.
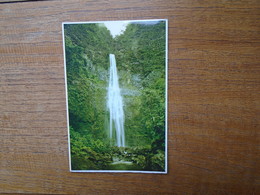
{"left": 62, "top": 19, "right": 168, "bottom": 174}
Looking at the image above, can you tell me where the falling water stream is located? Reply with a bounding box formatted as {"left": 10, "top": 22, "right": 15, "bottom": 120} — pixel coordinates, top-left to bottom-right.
{"left": 106, "top": 54, "right": 143, "bottom": 170}
{"left": 107, "top": 54, "right": 125, "bottom": 147}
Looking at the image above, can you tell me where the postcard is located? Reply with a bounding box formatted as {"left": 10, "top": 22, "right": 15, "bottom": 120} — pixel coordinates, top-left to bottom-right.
{"left": 62, "top": 19, "right": 168, "bottom": 173}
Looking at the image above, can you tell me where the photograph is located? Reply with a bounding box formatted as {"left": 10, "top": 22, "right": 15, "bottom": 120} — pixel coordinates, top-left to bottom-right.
{"left": 62, "top": 19, "right": 168, "bottom": 173}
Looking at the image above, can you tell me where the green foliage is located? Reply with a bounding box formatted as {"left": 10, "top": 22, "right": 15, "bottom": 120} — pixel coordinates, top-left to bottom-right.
{"left": 116, "top": 21, "right": 166, "bottom": 152}
{"left": 70, "top": 126, "right": 113, "bottom": 170}
{"left": 64, "top": 21, "right": 166, "bottom": 171}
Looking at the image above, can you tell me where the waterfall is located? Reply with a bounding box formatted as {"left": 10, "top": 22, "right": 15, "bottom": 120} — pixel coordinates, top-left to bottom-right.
{"left": 107, "top": 54, "right": 125, "bottom": 147}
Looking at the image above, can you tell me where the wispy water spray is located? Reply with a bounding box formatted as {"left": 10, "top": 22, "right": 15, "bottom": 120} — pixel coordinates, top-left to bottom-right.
{"left": 107, "top": 54, "right": 125, "bottom": 147}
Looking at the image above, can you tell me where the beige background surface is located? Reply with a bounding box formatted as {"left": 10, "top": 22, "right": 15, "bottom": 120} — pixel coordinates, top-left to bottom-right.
{"left": 0, "top": 0, "right": 259, "bottom": 194}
